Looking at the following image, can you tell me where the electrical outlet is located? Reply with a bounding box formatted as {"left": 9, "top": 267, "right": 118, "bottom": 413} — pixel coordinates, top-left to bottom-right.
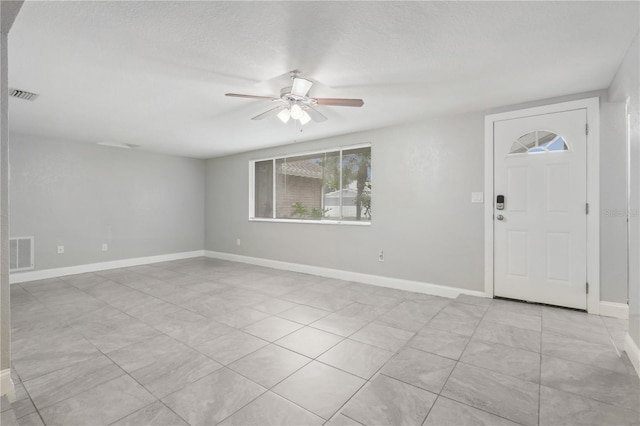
{"left": 378, "top": 250, "right": 384, "bottom": 262}
{"left": 57, "top": 245, "right": 64, "bottom": 254}
{"left": 236, "top": 238, "right": 241, "bottom": 246}
{"left": 101, "top": 243, "right": 108, "bottom": 252}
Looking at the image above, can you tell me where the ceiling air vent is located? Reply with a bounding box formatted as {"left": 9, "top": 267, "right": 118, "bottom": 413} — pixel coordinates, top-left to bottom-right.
{"left": 9, "top": 88, "right": 39, "bottom": 101}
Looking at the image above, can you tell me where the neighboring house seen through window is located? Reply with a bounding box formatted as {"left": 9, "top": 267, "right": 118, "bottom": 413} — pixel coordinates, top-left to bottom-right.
{"left": 251, "top": 145, "right": 371, "bottom": 224}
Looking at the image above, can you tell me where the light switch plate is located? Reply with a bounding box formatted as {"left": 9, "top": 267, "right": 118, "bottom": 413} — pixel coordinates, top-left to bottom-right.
{"left": 471, "top": 192, "right": 484, "bottom": 203}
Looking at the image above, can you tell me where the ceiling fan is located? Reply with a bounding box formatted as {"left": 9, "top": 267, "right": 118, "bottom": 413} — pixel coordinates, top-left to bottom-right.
{"left": 225, "top": 72, "right": 364, "bottom": 125}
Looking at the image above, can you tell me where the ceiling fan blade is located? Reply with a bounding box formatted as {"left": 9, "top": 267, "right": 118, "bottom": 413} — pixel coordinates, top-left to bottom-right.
{"left": 290, "top": 78, "right": 313, "bottom": 97}
{"left": 315, "top": 98, "right": 364, "bottom": 107}
{"left": 225, "top": 93, "right": 276, "bottom": 100}
{"left": 305, "top": 106, "right": 328, "bottom": 122}
{"left": 251, "top": 106, "right": 284, "bottom": 120}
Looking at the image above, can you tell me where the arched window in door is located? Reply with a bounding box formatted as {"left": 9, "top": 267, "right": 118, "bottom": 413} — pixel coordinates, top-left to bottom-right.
{"left": 509, "top": 130, "right": 568, "bottom": 154}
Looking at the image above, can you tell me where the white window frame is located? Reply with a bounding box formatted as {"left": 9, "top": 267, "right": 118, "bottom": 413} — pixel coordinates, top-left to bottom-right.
{"left": 249, "top": 143, "right": 372, "bottom": 225}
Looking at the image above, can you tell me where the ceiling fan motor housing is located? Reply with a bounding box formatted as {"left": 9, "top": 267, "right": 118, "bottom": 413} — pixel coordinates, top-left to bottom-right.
{"left": 280, "top": 87, "right": 317, "bottom": 106}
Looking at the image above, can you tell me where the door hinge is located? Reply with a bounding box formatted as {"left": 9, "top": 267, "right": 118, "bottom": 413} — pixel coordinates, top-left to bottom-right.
{"left": 585, "top": 203, "right": 589, "bottom": 214}
{"left": 586, "top": 282, "right": 589, "bottom": 294}
{"left": 586, "top": 123, "right": 589, "bottom": 135}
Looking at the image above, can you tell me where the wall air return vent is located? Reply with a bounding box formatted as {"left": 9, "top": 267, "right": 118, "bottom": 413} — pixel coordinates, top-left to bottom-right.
{"left": 9, "top": 237, "right": 34, "bottom": 272}
{"left": 9, "top": 88, "right": 39, "bottom": 101}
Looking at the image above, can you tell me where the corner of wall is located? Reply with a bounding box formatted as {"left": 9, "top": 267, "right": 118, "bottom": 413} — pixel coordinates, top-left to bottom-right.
{"left": 625, "top": 333, "right": 640, "bottom": 377}
{"left": 0, "top": 369, "right": 15, "bottom": 402}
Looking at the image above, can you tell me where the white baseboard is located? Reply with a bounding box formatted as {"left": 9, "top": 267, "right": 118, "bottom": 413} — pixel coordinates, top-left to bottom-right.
{"left": 598, "top": 301, "right": 629, "bottom": 319}
{"left": 0, "top": 369, "right": 15, "bottom": 403}
{"left": 9, "top": 250, "right": 205, "bottom": 284}
{"left": 204, "top": 250, "right": 488, "bottom": 300}
{"left": 625, "top": 333, "right": 640, "bottom": 378}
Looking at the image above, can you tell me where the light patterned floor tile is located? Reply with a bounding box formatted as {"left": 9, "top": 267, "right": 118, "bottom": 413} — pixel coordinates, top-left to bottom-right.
{"left": 275, "top": 327, "right": 343, "bottom": 358}
{"left": 318, "top": 339, "right": 394, "bottom": 379}
{"left": 162, "top": 368, "right": 266, "bottom": 426}
{"left": 39, "top": 375, "right": 155, "bottom": 426}
{"left": 441, "top": 363, "right": 539, "bottom": 426}
{"left": 342, "top": 375, "right": 436, "bottom": 426}
{"left": 381, "top": 347, "right": 456, "bottom": 394}
{"left": 218, "top": 391, "right": 324, "bottom": 426}
{"left": 424, "top": 396, "right": 519, "bottom": 426}
{"left": 228, "top": 344, "right": 311, "bottom": 388}
{"left": 272, "top": 361, "right": 365, "bottom": 420}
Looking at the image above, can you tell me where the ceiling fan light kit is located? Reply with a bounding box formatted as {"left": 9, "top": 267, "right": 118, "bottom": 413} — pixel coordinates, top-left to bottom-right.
{"left": 276, "top": 104, "right": 312, "bottom": 125}
{"left": 277, "top": 108, "right": 291, "bottom": 123}
{"left": 225, "top": 71, "right": 364, "bottom": 126}
{"left": 290, "top": 103, "right": 303, "bottom": 120}
{"left": 299, "top": 110, "right": 311, "bottom": 125}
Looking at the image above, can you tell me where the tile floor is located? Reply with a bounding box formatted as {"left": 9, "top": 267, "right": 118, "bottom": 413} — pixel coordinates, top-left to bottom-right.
{"left": 5, "top": 257, "right": 639, "bottom": 426}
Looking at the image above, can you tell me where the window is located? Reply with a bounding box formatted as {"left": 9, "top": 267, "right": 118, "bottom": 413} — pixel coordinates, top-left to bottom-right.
{"left": 509, "top": 130, "right": 568, "bottom": 154}
{"left": 251, "top": 145, "right": 371, "bottom": 224}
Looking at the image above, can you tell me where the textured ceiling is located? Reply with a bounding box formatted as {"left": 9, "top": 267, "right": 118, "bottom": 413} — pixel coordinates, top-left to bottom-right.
{"left": 7, "top": 1, "right": 640, "bottom": 159}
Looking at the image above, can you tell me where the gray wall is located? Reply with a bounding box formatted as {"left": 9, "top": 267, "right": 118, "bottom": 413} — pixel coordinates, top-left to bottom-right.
{"left": 1, "top": 25, "right": 10, "bottom": 376}
{"left": 609, "top": 32, "right": 639, "bottom": 348}
{"left": 205, "top": 90, "right": 628, "bottom": 303}
{"left": 206, "top": 113, "right": 486, "bottom": 291}
{"left": 9, "top": 135, "right": 205, "bottom": 271}
{"left": 600, "top": 102, "right": 629, "bottom": 303}
{"left": 1, "top": 0, "right": 24, "bottom": 387}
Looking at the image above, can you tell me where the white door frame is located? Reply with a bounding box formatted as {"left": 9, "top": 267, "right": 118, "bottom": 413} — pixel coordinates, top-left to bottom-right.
{"left": 484, "top": 97, "right": 600, "bottom": 314}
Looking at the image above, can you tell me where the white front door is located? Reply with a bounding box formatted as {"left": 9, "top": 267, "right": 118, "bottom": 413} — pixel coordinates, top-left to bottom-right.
{"left": 493, "top": 108, "right": 588, "bottom": 309}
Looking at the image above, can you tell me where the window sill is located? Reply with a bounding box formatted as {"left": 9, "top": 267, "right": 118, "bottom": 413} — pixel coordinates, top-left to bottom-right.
{"left": 249, "top": 218, "right": 371, "bottom": 226}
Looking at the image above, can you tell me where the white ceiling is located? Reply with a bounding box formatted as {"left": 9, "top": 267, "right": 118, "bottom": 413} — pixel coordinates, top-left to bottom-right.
{"left": 8, "top": 1, "right": 639, "bottom": 159}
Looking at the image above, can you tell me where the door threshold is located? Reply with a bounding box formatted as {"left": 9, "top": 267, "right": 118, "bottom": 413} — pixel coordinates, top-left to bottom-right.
{"left": 493, "top": 296, "right": 587, "bottom": 313}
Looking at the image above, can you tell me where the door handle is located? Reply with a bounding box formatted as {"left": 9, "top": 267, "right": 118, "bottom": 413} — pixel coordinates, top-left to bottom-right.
{"left": 497, "top": 214, "right": 504, "bottom": 221}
